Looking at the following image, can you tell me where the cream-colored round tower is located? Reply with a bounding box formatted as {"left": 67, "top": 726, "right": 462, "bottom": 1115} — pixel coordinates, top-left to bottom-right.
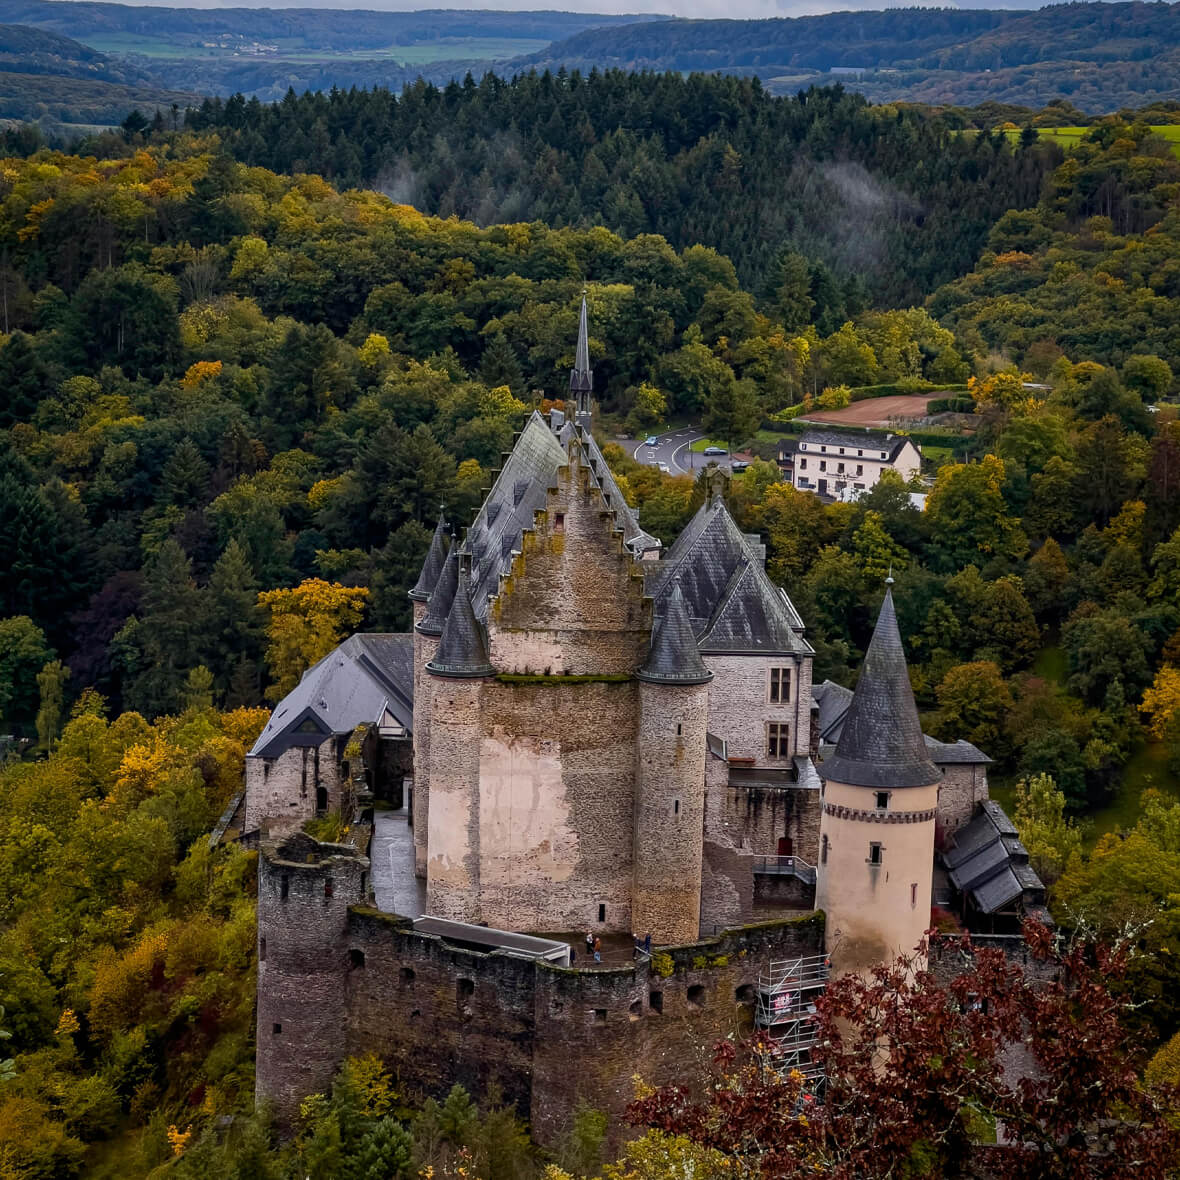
{"left": 815, "top": 582, "right": 941, "bottom": 977}
{"left": 633, "top": 583, "right": 712, "bottom": 945}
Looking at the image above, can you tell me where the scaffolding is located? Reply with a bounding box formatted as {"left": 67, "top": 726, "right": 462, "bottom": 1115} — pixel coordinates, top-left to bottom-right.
{"left": 755, "top": 953, "right": 829, "bottom": 1081}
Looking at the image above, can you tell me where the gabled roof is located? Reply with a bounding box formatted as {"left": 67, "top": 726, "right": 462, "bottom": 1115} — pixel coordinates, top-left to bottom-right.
{"left": 647, "top": 495, "right": 810, "bottom": 656}
{"left": 820, "top": 587, "right": 941, "bottom": 789}
{"left": 464, "top": 412, "right": 658, "bottom": 621}
{"left": 798, "top": 429, "right": 917, "bottom": 461}
{"left": 248, "top": 633, "right": 414, "bottom": 758}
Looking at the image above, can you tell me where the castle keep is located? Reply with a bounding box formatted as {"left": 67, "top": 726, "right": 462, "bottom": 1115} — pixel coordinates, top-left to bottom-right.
{"left": 242, "top": 301, "right": 1044, "bottom": 1139}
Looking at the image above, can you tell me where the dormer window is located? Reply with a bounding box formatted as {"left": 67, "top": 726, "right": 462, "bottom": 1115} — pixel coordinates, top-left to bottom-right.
{"left": 880, "top": 451, "right": 887, "bottom": 459}
{"left": 838, "top": 447, "right": 845, "bottom": 455}
{"left": 820, "top": 445, "right": 827, "bottom": 453}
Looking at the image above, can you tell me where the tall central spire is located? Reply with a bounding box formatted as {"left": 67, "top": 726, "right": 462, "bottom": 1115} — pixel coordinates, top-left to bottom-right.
{"left": 569, "top": 291, "right": 593, "bottom": 423}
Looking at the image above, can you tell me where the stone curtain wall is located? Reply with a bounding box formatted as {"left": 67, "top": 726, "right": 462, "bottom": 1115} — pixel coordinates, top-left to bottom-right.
{"left": 255, "top": 836, "right": 825, "bottom": 1145}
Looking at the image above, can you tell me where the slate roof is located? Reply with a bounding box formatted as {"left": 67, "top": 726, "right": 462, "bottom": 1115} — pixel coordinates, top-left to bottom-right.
{"left": 637, "top": 582, "right": 713, "bottom": 685}
{"left": 570, "top": 293, "right": 593, "bottom": 396}
{"left": 941, "top": 800, "right": 1044, "bottom": 916}
{"left": 427, "top": 562, "right": 495, "bottom": 678}
{"left": 464, "top": 412, "right": 658, "bottom": 621}
{"left": 417, "top": 541, "right": 459, "bottom": 636}
{"left": 797, "top": 429, "right": 917, "bottom": 461}
{"left": 820, "top": 588, "right": 941, "bottom": 789}
{"left": 814, "top": 680, "right": 992, "bottom": 767}
{"left": 646, "top": 495, "right": 810, "bottom": 656}
{"left": 409, "top": 510, "right": 449, "bottom": 602}
{"left": 249, "top": 633, "right": 414, "bottom": 758}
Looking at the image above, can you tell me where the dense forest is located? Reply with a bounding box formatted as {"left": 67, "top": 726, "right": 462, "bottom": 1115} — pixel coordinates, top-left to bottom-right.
{"left": 180, "top": 77, "right": 1058, "bottom": 304}
{"left": 4, "top": 93, "right": 1180, "bottom": 1175}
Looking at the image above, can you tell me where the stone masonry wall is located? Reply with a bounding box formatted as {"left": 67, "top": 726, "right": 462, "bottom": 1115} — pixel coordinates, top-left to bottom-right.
{"left": 633, "top": 679, "right": 709, "bottom": 943}
{"left": 704, "top": 654, "right": 813, "bottom": 765}
{"left": 255, "top": 834, "right": 369, "bottom": 1124}
{"left": 489, "top": 442, "right": 651, "bottom": 678}
{"left": 245, "top": 739, "right": 345, "bottom": 836}
{"left": 412, "top": 619, "right": 439, "bottom": 877}
{"left": 936, "top": 763, "right": 990, "bottom": 838}
{"left": 475, "top": 678, "right": 640, "bottom": 934}
{"left": 256, "top": 835, "right": 826, "bottom": 1146}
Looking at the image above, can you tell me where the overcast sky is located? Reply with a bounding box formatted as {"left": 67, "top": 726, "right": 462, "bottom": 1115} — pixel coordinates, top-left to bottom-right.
{"left": 106, "top": 0, "right": 1046, "bottom": 20}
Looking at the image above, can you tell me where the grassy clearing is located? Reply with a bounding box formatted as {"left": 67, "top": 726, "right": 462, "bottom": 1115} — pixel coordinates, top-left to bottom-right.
{"left": 1086, "top": 740, "right": 1178, "bottom": 846}
{"left": 1032, "top": 643, "right": 1067, "bottom": 684}
{"left": 996, "top": 125, "right": 1180, "bottom": 160}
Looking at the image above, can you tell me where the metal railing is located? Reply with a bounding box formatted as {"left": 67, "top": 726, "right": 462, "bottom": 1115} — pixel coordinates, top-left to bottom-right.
{"left": 752, "top": 855, "right": 817, "bottom": 885}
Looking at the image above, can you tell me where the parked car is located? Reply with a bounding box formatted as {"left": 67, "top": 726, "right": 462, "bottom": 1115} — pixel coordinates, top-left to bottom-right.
{"left": 731, "top": 460, "right": 749, "bottom": 473}
{"left": 644, "top": 435, "right": 659, "bottom": 447}
{"left": 703, "top": 445, "right": 727, "bottom": 455}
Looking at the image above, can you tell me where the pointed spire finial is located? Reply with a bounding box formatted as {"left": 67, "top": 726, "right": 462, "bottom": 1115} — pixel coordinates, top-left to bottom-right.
{"left": 569, "top": 290, "right": 593, "bottom": 418}
{"left": 886, "top": 563, "right": 894, "bottom": 586}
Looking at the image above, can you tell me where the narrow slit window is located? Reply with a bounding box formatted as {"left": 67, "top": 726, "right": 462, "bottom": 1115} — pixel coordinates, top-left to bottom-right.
{"left": 554, "top": 512, "right": 565, "bottom": 533}
{"left": 597, "top": 903, "right": 606, "bottom": 923}
{"left": 911, "top": 882, "right": 918, "bottom": 908}
{"left": 674, "top": 799, "right": 680, "bottom": 815}
{"left": 821, "top": 834, "right": 829, "bottom": 865}
{"left": 280, "top": 875, "right": 289, "bottom": 901}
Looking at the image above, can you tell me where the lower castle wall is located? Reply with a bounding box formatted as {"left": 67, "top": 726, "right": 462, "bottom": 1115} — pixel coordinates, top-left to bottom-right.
{"left": 256, "top": 840, "right": 825, "bottom": 1146}
{"left": 716, "top": 785, "right": 821, "bottom": 862}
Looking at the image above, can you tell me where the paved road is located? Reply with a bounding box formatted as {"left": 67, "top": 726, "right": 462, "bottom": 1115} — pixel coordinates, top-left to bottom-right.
{"left": 629, "top": 427, "right": 734, "bottom": 476}
{"left": 371, "top": 806, "right": 426, "bottom": 918}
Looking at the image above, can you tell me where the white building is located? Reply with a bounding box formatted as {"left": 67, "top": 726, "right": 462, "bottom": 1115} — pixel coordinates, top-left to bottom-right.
{"left": 792, "top": 428, "right": 922, "bottom": 497}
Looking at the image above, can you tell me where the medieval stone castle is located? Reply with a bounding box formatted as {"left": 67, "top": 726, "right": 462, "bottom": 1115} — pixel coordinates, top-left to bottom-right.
{"left": 240, "top": 301, "right": 1044, "bottom": 1141}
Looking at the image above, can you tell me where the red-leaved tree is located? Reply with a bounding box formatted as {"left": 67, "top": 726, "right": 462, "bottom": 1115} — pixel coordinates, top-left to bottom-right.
{"left": 629, "top": 922, "right": 1179, "bottom": 1178}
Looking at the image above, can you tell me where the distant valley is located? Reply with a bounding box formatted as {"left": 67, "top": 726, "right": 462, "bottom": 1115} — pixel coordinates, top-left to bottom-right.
{"left": 2, "top": 0, "right": 1180, "bottom": 136}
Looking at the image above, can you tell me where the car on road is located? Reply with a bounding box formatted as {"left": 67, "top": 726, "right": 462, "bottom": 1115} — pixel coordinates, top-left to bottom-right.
{"left": 657, "top": 462, "right": 670, "bottom": 473}
{"left": 731, "top": 460, "right": 749, "bottom": 473}
{"left": 644, "top": 436, "right": 659, "bottom": 447}
{"left": 703, "top": 445, "right": 727, "bottom": 455}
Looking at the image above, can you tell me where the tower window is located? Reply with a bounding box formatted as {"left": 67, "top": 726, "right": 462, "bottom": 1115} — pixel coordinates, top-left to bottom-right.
{"left": 911, "top": 883, "right": 918, "bottom": 908}
{"left": 324, "top": 877, "right": 334, "bottom": 898}
{"left": 769, "top": 667, "right": 791, "bottom": 703}
{"left": 272, "top": 1023, "right": 282, "bottom": 1035}
{"left": 868, "top": 843, "right": 883, "bottom": 866}
{"left": 821, "top": 835, "right": 829, "bottom": 865}
{"left": 280, "top": 875, "right": 289, "bottom": 901}
{"left": 649, "top": 991, "right": 663, "bottom": 1014}
{"left": 875, "top": 792, "right": 889, "bottom": 811}
{"left": 349, "top": 948, "right": 365, "bottom": 968}
{"left": 674, "top": 799, "right": 680, "bottom": 815}
{"left": 554, "top": 512, "right": 565, "bottom": 533}
{"left": 676, "top": 722, "right": 682, "bottom": 735}
{"left": 598, "top": 903, "right": 606, "bottom": 922}
{"left": 259, "top": 938, "right": 266, "bottom": 961}
{"left": 767, "top": 722, "right": 790, "bottom": 758}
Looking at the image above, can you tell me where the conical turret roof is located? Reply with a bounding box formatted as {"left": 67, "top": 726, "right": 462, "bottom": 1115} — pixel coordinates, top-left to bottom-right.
{"left": 637, "top": 583, "right": 713, "bottom": 686}
{"left": 416, "top": 541, "right": 458, "bottom": 636}
{"left": 409, "top": 509, "right": 449, "bottom": 601}
{"left": 821, "top": 587, "right": 940, "bottom": 789}
{"left": 426, "top": 559, "right": 495, "bottom": 679}
{"left": 569, "top": 293, "right": 593, "bottom": 395}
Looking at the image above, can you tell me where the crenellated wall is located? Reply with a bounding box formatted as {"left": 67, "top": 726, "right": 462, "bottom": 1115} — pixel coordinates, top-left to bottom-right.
{"left": 255, "top": 836, "right": 825, "bottom": 1146}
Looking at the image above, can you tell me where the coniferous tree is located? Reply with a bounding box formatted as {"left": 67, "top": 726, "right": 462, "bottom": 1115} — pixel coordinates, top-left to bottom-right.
{"left": 479, "top": 331, "right": 524, "bottom": 395}
{"left": 204, "top": 539, "right": 264, "bottom": 700}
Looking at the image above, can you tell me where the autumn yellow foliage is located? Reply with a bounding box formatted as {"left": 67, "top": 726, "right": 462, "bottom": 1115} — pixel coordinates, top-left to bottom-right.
{"left": 258, "top": 579, "right": 369, "bottom": 701}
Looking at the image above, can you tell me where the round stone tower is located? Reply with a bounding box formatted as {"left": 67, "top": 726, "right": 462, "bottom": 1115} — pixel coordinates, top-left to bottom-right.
{"left": 815, "top": 580, "right": 941, "bottom": 977}
{"left": 633, "top": 582, "right": 712, "bottom": 945}
{"left": 425, "top": 555, "right": 495, "bottom": 922}
{"left": 410, "top": 535, "right": 457, "bottom": 877}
